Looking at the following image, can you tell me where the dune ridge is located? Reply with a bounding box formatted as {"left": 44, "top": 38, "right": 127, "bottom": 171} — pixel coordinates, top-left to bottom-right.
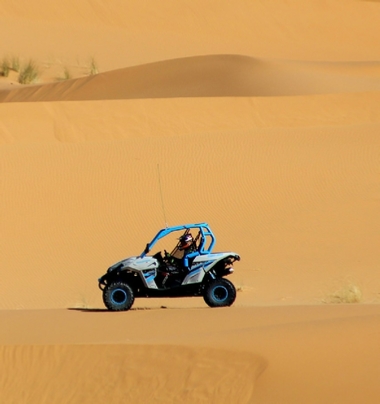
{"left": 1, "top": 55, "right": 380, "bottom": 102}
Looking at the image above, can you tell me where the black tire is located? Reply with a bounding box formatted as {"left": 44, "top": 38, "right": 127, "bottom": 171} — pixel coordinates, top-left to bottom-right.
{"left": 103, "top": 282, "right": 135, "bottom": 311}
{"left": 203, "top": 278, "right": 236, "bottom": 308}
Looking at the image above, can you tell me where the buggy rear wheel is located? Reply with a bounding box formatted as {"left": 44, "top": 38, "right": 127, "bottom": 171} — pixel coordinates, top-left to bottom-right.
{"left": 203, "top": 278, "right": 236, "bottom": 308}
{"left": 103, "top": 281, "right": 135, "bottom": 311}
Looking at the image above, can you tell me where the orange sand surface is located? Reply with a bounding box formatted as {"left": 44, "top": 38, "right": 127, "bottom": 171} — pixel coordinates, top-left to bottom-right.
{"left": 0, "top": 0, "right": 380, "bottom": 403}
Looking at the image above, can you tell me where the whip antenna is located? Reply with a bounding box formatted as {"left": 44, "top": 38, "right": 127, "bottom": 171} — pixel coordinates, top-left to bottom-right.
{"left": 157, "top": 163, "right": 168, "bottom": 228}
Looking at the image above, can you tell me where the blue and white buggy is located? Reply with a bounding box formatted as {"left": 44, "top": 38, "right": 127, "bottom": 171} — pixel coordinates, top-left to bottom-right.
{"left": 98, "top": 223, "right": 240, "bottom": 311}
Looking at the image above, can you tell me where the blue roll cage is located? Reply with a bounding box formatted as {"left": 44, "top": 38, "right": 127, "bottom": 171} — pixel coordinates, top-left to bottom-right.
{"left": 140, "top": 223, "right": 216, "bottom": 258}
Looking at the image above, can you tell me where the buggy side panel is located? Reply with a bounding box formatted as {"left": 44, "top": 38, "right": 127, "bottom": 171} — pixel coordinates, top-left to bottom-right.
{"left": 182, "top": 266, "right": 207, "bottom": 285}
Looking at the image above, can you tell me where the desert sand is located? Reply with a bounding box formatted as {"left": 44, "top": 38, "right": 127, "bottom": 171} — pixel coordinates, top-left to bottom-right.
{"left": 0, "top": 1, "right": 380, "bottom": 403}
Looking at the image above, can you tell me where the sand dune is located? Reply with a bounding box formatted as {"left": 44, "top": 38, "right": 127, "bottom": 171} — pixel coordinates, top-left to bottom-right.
{"left": 1, "top": 0, "right": 380, "bottom": 403}
{"left": 1, "top": 306, "right": 380, "bottom": 403}
{"left": 0, "top": 115, "right": 378, "bottom": 309}
{"left": 2, "top": 55, "right": 380, "bottom": 102}
{"left": 0, "top": 343, "right": 263, "bottom": 403}
{"left": 1, "top": 92, "right": 380, "bottom": 144}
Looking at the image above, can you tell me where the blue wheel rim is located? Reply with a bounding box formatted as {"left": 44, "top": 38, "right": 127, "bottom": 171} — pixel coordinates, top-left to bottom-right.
{"left": 110, "top": 288, "right": 127, "bottom": 305}
{"left": 212, "top": 285, "right": 228, "bottom": 302}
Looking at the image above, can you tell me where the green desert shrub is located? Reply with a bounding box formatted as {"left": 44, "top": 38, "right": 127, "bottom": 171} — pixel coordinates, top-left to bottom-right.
{"left": 0, "top": 57, "right": 10, "bottom": 77}
{"left": 18, "top": 60, "right": 40, "bottom": 84}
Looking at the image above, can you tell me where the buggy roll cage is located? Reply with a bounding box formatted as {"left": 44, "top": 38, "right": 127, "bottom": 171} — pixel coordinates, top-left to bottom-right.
{"left": 140, "top": 223, "right": 216, "bottom": 258}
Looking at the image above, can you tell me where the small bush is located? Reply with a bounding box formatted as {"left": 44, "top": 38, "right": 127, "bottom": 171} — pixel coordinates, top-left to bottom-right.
{"left": 324, "top": 283, "right": 363, "bottom": 304}
{"left": 18, "top": 60, "right": 39, "bottom": 84}
{"left": 0, "top": 57, "right": 10, "bottom": 77}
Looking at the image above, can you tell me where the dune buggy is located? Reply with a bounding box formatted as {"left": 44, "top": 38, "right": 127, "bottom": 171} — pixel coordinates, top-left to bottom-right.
{"left": 98, "top": 223, "right": 240, "bottom": 311}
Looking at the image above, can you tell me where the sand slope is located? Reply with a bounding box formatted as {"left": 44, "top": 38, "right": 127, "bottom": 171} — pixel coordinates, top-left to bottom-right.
{"left": 2, "top": 56, "right": 380, "bottom": 101}
{"left": 1, "top": 0, "right": 380, "bottom": 403}
{"left": 0, "top": 112, "right": 379, "bottom": 309}
{"left": 0, "top": 343, "right": 263, "bottom": 403}
{"left": 1, "top": 306, "right": 380, "bottom": 403}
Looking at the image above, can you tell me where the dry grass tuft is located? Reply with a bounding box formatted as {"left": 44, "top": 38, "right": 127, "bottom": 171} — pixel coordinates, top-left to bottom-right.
{"left": 18, "top": 60, "right": 40, "bottom": 84}
{"left": 57, "top": 66, "right": 72, "bottom": 81}
{"left": 63, "top": 67, "right": 72, "bottom": 80}
{"left": 323, "top": 283, "right": 363, "bottom": 304}
{"left": 88, "top": 57, "right": 99, "bottom": 75}
{"left": 0, "top": 55, "right": 21, "bottom": 77}
{"left": 0, "top": 57, "right": 10, "bottom": 77}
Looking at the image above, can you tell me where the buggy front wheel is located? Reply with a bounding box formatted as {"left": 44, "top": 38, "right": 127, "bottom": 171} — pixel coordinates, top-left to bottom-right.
{"left": 203, "top": 278, "right": 236, "bottom": 308}
{"left": 103, "top": 281, "right": 135, "bottom": 311}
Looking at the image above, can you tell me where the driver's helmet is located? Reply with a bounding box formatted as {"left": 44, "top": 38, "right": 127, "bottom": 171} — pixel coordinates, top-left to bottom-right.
{"left": 179, "top": 233, "right": 193, "bottom": 250}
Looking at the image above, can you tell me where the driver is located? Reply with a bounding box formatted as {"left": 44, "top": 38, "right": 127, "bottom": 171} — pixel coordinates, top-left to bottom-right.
{"left": 178, "top": 233, "right": 199, "bottom": 271}
{"left": 161, "top": 232, "right": 199, "bottom": 287}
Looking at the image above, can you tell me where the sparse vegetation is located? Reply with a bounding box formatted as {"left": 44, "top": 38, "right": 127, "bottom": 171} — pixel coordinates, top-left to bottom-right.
{"left": 88, "top": 57, "right": 99, "bottom": 75}
{"left": 18, "top": 60, "right": 40, "bottom": 84}
{"left": 1, "top": 54, "right": 100, "bottom": 83}
{"left": 0, "top": 57, "right": 10, "bottom": 77}
{"left": 58, "top": 66, "right": 72, "bottom": 81}
{"left": 0, "top": 55, "right": 21, "bottom": 77}
{"left": 323, "top": 283, "right": 363, "bottom": 304}
{"left": 63, "top": 67, "right": 72, "bottom": 80}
